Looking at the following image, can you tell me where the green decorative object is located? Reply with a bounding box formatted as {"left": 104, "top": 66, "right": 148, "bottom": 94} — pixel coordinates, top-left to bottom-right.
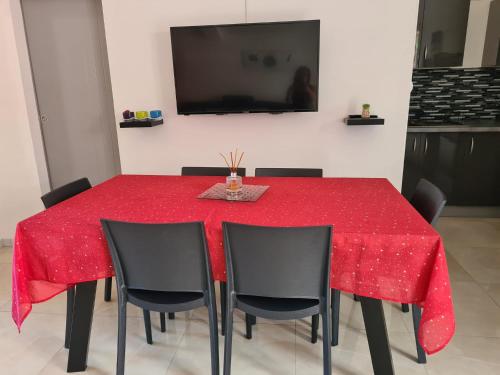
{"left": 362, "top": 104, "right": 371, "bottom": 118}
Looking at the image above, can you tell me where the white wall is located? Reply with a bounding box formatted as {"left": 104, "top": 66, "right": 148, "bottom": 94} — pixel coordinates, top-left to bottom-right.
{"left": 102, "top": 0, "right": 419, "bottom": 187}
{"left": 463, "top": 0, "right": 492, "bottom": 67}
{"left": 0, "top": 0, "right": 43, "bottom": 242}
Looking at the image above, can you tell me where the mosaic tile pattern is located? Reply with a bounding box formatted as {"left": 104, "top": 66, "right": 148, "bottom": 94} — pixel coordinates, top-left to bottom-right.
{"left": 409, "top": 67, "right": 500, "bottom": 123}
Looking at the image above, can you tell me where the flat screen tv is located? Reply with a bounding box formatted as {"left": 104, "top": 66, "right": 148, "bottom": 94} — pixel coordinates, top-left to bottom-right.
{"left": 170, "top": 20, "right": 320, "bottom": 115}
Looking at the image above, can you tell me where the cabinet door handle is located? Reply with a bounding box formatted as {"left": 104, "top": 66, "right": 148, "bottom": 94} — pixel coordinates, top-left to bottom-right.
{"left": 413, "top": 137, "right": 417, "bottom": 152}
{"left": 424, "top": 137, "right": 428, "bottom": 155}
{"left": 424, "top": 44, "right": 428, "bottom": 61}
{"left": 469, "top": 136, "right": 475, "bottom": 154}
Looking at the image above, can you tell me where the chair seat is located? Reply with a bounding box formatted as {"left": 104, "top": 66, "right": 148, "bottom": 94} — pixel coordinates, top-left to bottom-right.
{"left": 128, "top": 290, "right": 205, "bottom": 312}
{"left": 236, "top": 295, "right": 320, "bottom": 320}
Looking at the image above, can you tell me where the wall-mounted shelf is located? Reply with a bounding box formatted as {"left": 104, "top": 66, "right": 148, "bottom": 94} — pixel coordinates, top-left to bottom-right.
{"left": 119, "top": 119, "right": 163, "bottom": 128}
{"left": 344, "top": 115, "right": 384, "bottom": 126}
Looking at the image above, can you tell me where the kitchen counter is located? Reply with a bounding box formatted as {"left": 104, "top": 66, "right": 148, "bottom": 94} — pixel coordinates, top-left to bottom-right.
{"left": 408, "top": 120, "right": 500, "bottom": 133}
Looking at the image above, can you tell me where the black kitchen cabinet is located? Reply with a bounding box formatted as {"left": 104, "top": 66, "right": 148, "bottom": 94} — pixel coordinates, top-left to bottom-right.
{"left": 402, "top": 133, "right": 460, "bottom": 201}
{"left": 415, "top": 0, "right": 471, "bottom": 68}
{"left": 453, "top": 133, "right": 500, "bottom": 205}
{"left": 403, "top": 131, "right": 500, "bottom": 206}
{"left": 422, "top": 133, "right": 461, "bottom": 202}
{"left": 402, "top": 133, "right": 425, "bottom": 198}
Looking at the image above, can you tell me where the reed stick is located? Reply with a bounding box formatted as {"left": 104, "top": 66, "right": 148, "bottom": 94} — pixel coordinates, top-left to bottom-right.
{"left": 236, "top": 152, "right": 244, "bottom": 169}
{"left": 219, "top": 153, "right": 231, "bottom": 169}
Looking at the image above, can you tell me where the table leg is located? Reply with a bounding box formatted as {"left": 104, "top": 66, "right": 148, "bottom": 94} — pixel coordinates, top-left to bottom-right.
{"left": 67, "top": 280, "right": 97, "bottom": 373}
{"left": 359, "top": 296, "right": 394, "bottom": 375}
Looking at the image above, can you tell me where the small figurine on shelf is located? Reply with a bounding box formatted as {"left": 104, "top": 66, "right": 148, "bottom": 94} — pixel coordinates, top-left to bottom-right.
{"left": 135, "top": 111, "right": 149, "bottom": 120}
{"left": 150, "top": 110, "right": 162, "bottom": 119}
{"left": 362, "top": 104, "right": 371, "bottom": 118}
{"left": 219, "top": 149, "right": 244, "bottom": 201}
{"left": 122, "top": 109, "right": 135, "bottom": 121}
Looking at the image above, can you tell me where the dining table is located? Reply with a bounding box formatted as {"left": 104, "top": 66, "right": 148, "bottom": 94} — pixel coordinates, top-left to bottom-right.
{"left": 12, "top": 174, "right": 455, "bottom": 374}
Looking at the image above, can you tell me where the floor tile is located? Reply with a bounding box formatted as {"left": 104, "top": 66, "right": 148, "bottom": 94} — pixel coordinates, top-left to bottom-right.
{"left": 220, "top": 322, "right": 296, "bottom": 375}
{"left": 0, "top": 246, "right": 12, "bottom": 264}
{"left": 436, "top": 218, "right": 500, "bottom": 249}
{"left": 296, "top": 329, "right": 427, "bottom": 375}
{"left": 451, "top": 281, "right": 500, "bottom": 337}
{"left": 445, "top": 251, "right": 473, "bottom": 282}
{"left": 335, "top": 293, "right": 412, "bottom": 335}
{"left": 479, "top": 283, "right": 500, "bottom": 308}
{"left": 37, "top": 315, "right": 183, "bottom": 375}
{"left": 447, "top": 247, "right": 500, "bottom": 284}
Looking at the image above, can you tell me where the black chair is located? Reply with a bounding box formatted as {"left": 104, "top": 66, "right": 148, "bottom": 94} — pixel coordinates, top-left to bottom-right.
{"left": 41, "top": 178, "right": 113, "bottom": 304}
{"left": 222, "top": 222, "right": 332, "bottom": 375}
{"left": 255, "top": 167, "right": 323, "bottom": 177}
{"left": 101, "top": 220, "right": 219, "bottom": 375}
{"left": 249, "top": 167, "right": 329, "bottom": 344}
{"left": 402, "top": 178, "right": 446, "bottom": 363}
{"left": 41, "top": 178, "right": 164, "bottom": 349}
{"left": 341, "top": 179, "right": 446, "bottom": 364}
{"left": 181, "top": 165, "right": 245, "bottom": 325}
{"left": 182, "top": 166, "right": 246, "bottom": 177}
{"left": 41, "top": 178, "right": 113, "bottom": 348}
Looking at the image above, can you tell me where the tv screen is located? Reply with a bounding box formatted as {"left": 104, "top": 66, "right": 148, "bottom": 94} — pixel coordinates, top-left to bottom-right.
{"left": 170, "top": 20, "right": 320, "bottom": 115}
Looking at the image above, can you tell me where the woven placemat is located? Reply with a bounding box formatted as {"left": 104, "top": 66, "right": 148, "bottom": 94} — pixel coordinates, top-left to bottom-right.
{"left": 198, "top": 183, "right": 269, "bottom": 202}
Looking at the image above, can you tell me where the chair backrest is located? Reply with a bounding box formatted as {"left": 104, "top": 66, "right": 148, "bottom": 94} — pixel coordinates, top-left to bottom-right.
{"left": 41, "top": 177, "right": 92, "bottom": 208}
{"left": 181, "top": 167, "right": 246, "bottom": 177}
{"left": 101, "top": 220, "right": 211, "bottom": 293}
{"left": 410, "top": 179, "right": 447, "bottom": 227}
{"left": 255, "top": 168, "right": 323, "bottom": 177}
{"left": 223, "top": 222, "right": 332, "bottom": 300}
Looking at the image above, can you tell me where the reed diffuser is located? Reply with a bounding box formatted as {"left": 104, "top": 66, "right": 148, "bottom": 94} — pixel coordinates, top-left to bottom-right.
{"left": 220, "top": 149, "right": 244, "bottom": 200}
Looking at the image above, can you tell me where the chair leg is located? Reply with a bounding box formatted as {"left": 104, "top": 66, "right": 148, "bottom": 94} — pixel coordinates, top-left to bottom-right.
{"left": 311, "top": 314, "right": 319, "bottom": 343}
{"left": 104, "top": 277, "right": 112, "bottom": 302}
{"left": 220, "top": 282, "right": 227, "bottom": 336}
{"left": 168, "top": 312, "right": 175, "bottom": 320}
{"left": 160, "top": 312, "right": 166, "bottom": 333}
{"left": 65, "top": 287, "right": 75, "bottom": 349}
{"left": 249, "top": 314, "right": 257, "bottom": 325}
{"left": 411, "top": 305, "right": 427, "bottom": 364}
{"left": 245, "top": 313, "right": 253, "bottom": 339}
{"left": 116, "top": 302, "right": 127, "bottom": 375}
{"left": 208, "top": 296, "right": 220, "bottom": 375}
{"left": 321, "top": 304, "right": 332, "bottom": 375}
{"left": 401, "top": 303, "right": 409, "bottom": 313}
{"left": 143, "top": 309, "right": 153, "bottom": 345}
{"left": 223, "top": 298, "right": 234, "bottom": 375}
{"left": 331, "top": 289, "right": 340, "bottom": 346}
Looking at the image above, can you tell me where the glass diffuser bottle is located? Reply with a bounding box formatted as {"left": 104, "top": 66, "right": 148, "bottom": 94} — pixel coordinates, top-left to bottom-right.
{"left": 226, "top": 172, "right": 242, "bottom": 200}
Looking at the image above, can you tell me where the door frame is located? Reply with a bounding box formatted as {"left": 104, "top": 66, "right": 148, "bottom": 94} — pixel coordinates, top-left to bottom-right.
{"left": 10, "top": 0, "right": 121, "bottom": 192}
{"left": 9, "top": 0, "right": 50, "bottom": 193}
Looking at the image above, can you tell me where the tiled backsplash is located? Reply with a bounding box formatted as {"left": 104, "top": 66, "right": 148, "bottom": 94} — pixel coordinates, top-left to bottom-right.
{"left": 409, "top": 67, "right": 500, "bottom": 123}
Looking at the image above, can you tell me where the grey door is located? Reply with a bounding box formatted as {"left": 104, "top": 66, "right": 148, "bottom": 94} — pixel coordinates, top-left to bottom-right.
{"left": 22, "top": 0, "right": 120, "bottom": 188}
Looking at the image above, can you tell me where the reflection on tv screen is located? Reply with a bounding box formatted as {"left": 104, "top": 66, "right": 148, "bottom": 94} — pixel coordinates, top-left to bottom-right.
{"left": 170, "top": 20, "right": 320, "bottom": 115}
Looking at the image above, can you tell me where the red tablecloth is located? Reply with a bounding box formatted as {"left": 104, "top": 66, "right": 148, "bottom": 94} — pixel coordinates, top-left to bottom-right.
{"left": 12, "top": 175, "right": 454, "bottom": 354}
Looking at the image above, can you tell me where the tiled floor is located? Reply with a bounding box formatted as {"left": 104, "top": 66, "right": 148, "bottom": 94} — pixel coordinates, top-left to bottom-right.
{"left": 1, "top": 217, "right": 500, "bottom": 374}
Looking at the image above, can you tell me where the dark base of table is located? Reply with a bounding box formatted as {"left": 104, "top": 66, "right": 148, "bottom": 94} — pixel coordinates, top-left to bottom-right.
{"left": 67, "top": 281, "right": 97, "bottom": 372}
{"left": 65, "top": 281, "right": 395, "bottom": 375}
{"left": 359, "top": 296, "right": 395, "bottom": 375}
